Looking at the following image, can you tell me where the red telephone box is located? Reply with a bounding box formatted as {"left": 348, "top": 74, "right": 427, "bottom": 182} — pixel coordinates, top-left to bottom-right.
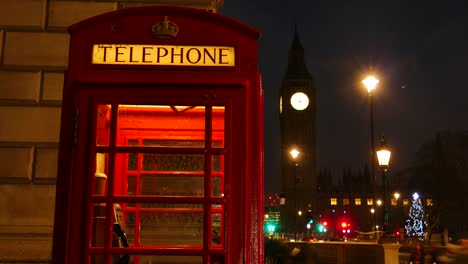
{"left": 51, "top": 6, "right": 263, "bottom": 264}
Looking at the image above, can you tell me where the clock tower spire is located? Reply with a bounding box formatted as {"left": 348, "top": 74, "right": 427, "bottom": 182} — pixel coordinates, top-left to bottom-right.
{"left": 279, "top": 25, "right": 316, "bottom": 237}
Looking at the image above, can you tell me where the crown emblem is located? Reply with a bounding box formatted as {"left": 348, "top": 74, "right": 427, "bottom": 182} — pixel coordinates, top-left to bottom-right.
{"left": 152, "top": 16, "right": 179, "bottom": 38}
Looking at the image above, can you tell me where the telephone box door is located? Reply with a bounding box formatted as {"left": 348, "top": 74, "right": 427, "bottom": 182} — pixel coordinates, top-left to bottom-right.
{"left": 51, "top": 6, "right": 263, "bottom": 264}
{"left": 69, "top": 85, "right": 245, "bottom": 264}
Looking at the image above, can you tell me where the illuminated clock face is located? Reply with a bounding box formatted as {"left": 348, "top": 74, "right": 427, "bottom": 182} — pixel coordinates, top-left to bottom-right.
{"left": 290, "top": 92, "right": 309, "bottom": 110}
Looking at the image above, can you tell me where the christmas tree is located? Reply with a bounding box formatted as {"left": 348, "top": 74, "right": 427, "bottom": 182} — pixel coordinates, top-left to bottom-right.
{"left": 405, "top": 193, "right": 427, "bottom": 237}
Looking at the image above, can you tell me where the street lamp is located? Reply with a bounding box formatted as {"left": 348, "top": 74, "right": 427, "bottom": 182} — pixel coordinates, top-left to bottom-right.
{"left": 376, "top": 135, "right": 391, "bottom": 233}
{"left": 362, "top": 75, "right": 379, "bottom": 212}
{"left": 290, "top": 148, "right": 300, "bottom": 240}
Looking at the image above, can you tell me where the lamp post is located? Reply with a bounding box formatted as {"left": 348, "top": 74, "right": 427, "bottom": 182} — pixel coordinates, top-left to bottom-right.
{"left": 362, "top": 75, "right": 379, "bottom": 208}
{"left": 290, "top": 148, "right": 300, "bottom": 240}
{"left": 279, "top": 193, "right": 286, "bottom": 238}
{"left": 393, "top": 192, "right": 401, "bottom": 232}
{"left": 376, "top": 136, "right": 391, "bottom": 233}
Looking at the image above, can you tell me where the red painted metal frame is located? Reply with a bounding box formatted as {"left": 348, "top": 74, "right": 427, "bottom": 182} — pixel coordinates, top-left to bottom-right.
{"left": 51, "top": 6, "right": 263, "bottom": 264}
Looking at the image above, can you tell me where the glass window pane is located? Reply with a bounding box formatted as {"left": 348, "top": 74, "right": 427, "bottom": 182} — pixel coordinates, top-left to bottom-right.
{"left": 143, "top": 153, "right": 204, "bottom": 172}
{"left": 117, "top": 105, "right": 205, "bottom": 147}
{"left": 140, "top": 209, "right": 203, "bottom": 246}
{"left": 118, "top": 152, "right": 205, "bottom": 197}
{"left": 141, "top": 203, "right": 203, "bottom": 209}
{"left": 141, "top": 174, "right": 204, "bottom": 197}
{"left": 120, "top": 203, "right": 204, "bottom": 247}
{"left": 212, "top": 155, "right": 222, "bottom": 173}
{"left": 127, "top": 153, "right": 138, "bottom": 171}
{"left": 143, "top": 139, "right": 204, "bottom": 148}
{"left": 91, "top": 203, "right": 106, "bottom": 247}
{"left": 211, "top": 213, "right": 221, "bottom": 246}
{"left": 127, "top": 140, "right": 139, "bottom": 171}
{"left": 139, "top": 211, "right": 203, "bottom": 246}
{"left": 125, "top": 211, "right": 136, "bottom": 245}
{"left": 113, "top": 255, "right": 203, "bottom": 264}
{"left": 127, "top": 176, "right": 136, "bottom": 196}
{"left": 96, "top": 104, "right": 111, "bottom": 146}
{"left": 211, "top": 155, "right": 224, "bottom": 197}
{"left": 211, "top": 204, "right": 223, "bottom": 248}
{"left": 211, "top": 177, "right": 222, "bottom": 198}
{"left": 212, "top": 106, "right": 225, "bottom": 148}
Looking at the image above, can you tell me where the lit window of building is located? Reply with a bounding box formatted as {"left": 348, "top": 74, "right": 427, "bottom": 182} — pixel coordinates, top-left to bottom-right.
{"left": 355, "top": 198, "right": 361, "bottom": 205}
{"left": 343, "top": 198, "right": 349, "bottom": 206}
{"left": 391, "top": 198, "right": 397, "bottom": 206}
{"left": 426, "top": 199, "right": 433, "bottom": 206}
{"left": 403, "top": 199, "right": 409, "bottom": 206}
{"left": 367, "top": 198, "right": 373, "bottom": 206}
{"left": 330, "top": 198, "right": 337, "bottom": 205}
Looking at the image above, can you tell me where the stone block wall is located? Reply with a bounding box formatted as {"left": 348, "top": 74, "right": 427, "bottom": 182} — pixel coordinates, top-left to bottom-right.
{"left": 0, "top": 0, "right": 223, "bottom": 262}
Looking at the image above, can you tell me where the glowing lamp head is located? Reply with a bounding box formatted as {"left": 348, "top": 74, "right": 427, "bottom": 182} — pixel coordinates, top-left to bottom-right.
{"left": 290, "top": 148, "right": 300, "bottom": 160}
{"left": 362, "top": 75, "right": 379, "bottom": 93}
{"left": 376, "top": 136, "right": 391, "bottom": 169}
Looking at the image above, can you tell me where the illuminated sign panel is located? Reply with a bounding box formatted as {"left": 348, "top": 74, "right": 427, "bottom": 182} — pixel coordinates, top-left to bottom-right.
{"left": 92, "top": 44, "right": 235, "bottom": 66}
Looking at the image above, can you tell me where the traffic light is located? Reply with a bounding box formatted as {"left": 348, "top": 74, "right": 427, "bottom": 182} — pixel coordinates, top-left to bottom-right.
{"left": 341, "top": 221, "right": 346, "bottom": 229}
{"left": 316, "top": 220, "right": 328, "bottom": 233}
{"left": 340, "top": 221, "right": 351, "bottom": 234}
{"left": 316, "top": 223, "right": 327, "bottom": 233}
{"left": 265, "top": 222, "right": 276, "bottom": 233}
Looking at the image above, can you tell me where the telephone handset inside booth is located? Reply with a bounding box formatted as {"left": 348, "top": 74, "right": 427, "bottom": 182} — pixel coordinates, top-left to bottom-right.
{"left": 93, "top": 173, "right": 129, "bottom": 264}
{"left": 112, "top": 204, "right": 129, "bottom": 264}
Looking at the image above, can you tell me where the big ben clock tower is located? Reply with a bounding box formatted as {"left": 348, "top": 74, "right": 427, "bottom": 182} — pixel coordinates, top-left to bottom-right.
{"left": 280, "top": 27, "right": 316, "bottom": 236}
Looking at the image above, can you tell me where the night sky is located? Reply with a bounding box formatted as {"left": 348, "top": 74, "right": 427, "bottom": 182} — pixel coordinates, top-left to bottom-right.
{"left": 220, "top": 1, "right": 468, "bottom": 194}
